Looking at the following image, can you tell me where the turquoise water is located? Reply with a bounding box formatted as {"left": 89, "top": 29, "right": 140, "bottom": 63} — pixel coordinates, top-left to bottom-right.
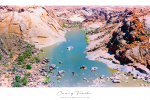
{"left": 40, "top": 30, "right": 116, "bottom": 87}
{"left": 40, "top": 30, "right": 149, "bottom": 87}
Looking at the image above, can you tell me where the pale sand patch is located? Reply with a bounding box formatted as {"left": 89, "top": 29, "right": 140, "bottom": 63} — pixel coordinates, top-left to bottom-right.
{"left": 83, "top": 22, "right": 105, "bottom": 29}
{"left": 69, "top": 14, "right": 85, "bottom": 22}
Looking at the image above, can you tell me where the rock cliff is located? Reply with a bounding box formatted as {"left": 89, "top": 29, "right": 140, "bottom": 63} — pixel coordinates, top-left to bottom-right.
{"left": 107, "top": 15, "right": 150, "bottom": 67}
{"left": 0, "top": 6, "right": 66, "bottom": 49}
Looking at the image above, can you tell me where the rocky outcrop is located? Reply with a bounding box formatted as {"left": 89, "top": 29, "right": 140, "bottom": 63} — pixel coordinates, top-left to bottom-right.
{"left": 106, "top": 15, "right": 150, "bottom": 70}
{"left": 0, "top": 6, "right": 66, "bottom": 49}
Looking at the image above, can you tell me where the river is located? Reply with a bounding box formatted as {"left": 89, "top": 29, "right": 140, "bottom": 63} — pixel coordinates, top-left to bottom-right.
{"left": 40, "top": 30, "right": 148, "bottom": 87}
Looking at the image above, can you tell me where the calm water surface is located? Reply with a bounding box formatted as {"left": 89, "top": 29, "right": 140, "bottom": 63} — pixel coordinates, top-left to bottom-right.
{"left": 40, "top": 30, "right": 147, "bottom": 87}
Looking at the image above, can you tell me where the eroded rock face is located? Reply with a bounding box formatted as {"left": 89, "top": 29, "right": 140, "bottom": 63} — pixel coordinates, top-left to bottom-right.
{"left": 107, "top": 15, "right": 150, "bottom": 68}
{"left": 0, "top": 6, "right": 66, "bottom": 49}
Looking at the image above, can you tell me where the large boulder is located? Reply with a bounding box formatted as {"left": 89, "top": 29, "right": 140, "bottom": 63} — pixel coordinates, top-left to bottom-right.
{"left": 134, "top": 63, "right": 150, "bottom": 74}
{"left": 132, "top": 46, "right": 140, "bottom": 57}
{"left": 112, "top": 79, "right": 121, "bottom": 83}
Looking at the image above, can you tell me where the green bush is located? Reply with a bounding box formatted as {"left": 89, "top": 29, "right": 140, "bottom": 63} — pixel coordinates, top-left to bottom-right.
{"left": 13, "top": 82, "right": 20, "bottom": 87}
{"left": 0, "top": 52, "right": 2, "bottom": 60}
{"left": 9, "top": 54, "right": 13, "bottom": 58}
{"left": 22, "top": 64, "right": 26, "bottom": 68}
{"left": 74, "top": 25, "right": 78, "bottom": 28}
{"left": 23, "top": 80, "right": 27, "bottom": 85}
{"left": 26, "top": 64, "right": 32, "bottom": 69}
{"left": 63, "top": 23, "right": 66, "bottom": 27}
{"left": 28, "top": 56, "right": 31, "bottom": 58}
{"left": 25, "top": 72, "right": 31, "bottom": 76}
{"left": 86, "top": 42, "right": 89, "bottom": 45}
{"left": 85, "top": 36, "right": 89, "bottom": 45}
{"left": 45, "top": 76, "right": 50, "bottom": 83}
{"left": 7, "top": 68, "right": 11, "bottom": 72}
{"left": 8, "top": 48, "right": 11, "bottom": 52}
{"left": 23, "top": 47, "right": 32, "bottom": 58}
{"left": 22, "top": 76, "right": 27, "bottom": 81}
{"left": 23, "top": 50, "right": 32, "bottom": 58}
{"left": 79, "top": 26, "right": 82, "bottom": 29}
{"left": 27, "top": 45, "right": 31, "bottom": 48}
{"left": 30, "top": 57, "right": 35, "bottom": 64}
{"left": 15, "top": 76, "right": 21, "bottom": 83}
{"left": 18, "top": 56, "right": 24, "bottom": 62}
{"left": 12, "top": 67, "right": 16, "bottom": 71}
{"left": 73, "top": 22, "right": 76, "bottom": 25}
{"left": 94, "top": 28, "right": 99, "bottom": 33}
{"left": 35, "top": 57, "right": 40, "bottom": 62}
{"left": 31, "top": 45, "right": 35, "bottom": 47}
{"left": 84, "top": 37, "right": 88, "bottom": 39}
{"left": 18, "top": 61, "right": 22, "bottom": 65}
{"left": 11, "top": 71, "right": 14, "bottom": 75}
{"left": 22, "top": 76, "right": 27, "bottom": 85}
{"left": 22, "top": 61, "right": 27, "bottom": 64}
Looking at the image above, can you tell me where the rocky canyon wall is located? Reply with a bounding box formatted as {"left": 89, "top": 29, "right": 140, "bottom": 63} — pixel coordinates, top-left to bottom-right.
{"left": 0, "top": 6, "right": 66, "bottom": 49}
